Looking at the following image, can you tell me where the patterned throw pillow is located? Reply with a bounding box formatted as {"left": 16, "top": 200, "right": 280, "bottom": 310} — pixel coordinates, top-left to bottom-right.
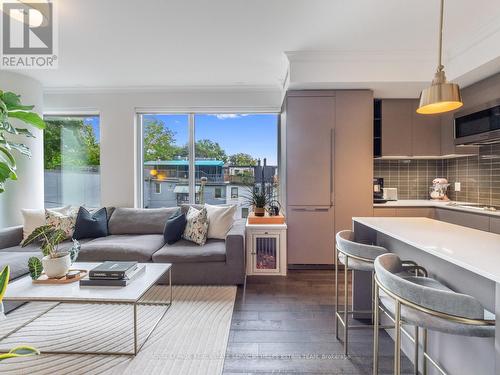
{"left": 45, "top": 208, "right": 78, "bottom": 240}
{"left": 183, "top": 206, "right": 209, "bottom": 246}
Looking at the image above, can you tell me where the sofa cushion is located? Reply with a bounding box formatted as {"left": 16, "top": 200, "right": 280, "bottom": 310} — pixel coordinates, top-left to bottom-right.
{"left": 108, "top": 208, "right": 179, "bottom": 235}
{"left": 153, "top": 239, "right": 226, "bottom": 263}
{"left": 1, "top": 239, "right": 92, "bottom": 254}
{"left": 78, "top": 234, "right": 165, "bottom": 262}
{"left": 0, "top": 251, "right": 41, "bottom": 280}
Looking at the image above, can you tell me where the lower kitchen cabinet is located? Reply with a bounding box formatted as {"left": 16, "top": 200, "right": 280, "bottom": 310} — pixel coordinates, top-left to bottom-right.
{"left": 434, "top": 208, "right": 490, "bottom": 232}
{"left": 373, "top": 206, "right": 499, "bottom": 234}
{"left": 373, "top": 207, "right": 434, "bottom": 218}
{"left": 490, "top": 217, "right": 500, "bottom": 235}
{"left": 373, "top": 207, "right": 397, "bottom": 217}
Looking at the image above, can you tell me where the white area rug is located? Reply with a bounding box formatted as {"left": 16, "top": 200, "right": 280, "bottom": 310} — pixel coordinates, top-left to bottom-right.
{"left": 0, "top": 286, "right": 236, "bottom": 375}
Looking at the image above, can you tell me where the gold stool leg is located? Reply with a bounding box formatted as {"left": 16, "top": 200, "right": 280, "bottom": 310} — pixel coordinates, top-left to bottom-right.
{"left": 344, "top": 258, "right": 349, "bottom": 356}
{"left": 335, "top": 246, "right": 339, "bottom": 340}
{"left": 371, "top": 271, "right": 375, "bottom": 324}
{"left": 423, "top": 328, "right": 428, "bottom": 375}
{"left": 414, "top": 326, "right": 419, "bottom": 375}
{"left": 372, "top": 282, "right": 379, "bottom": 375}
{"left": 394, "top": 300, "right": 401, "bottom": 375}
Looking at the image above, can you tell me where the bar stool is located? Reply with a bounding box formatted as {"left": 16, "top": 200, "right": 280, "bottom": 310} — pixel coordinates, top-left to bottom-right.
{"left": 334, "top": 230, "right": 388, "bottom": 356}
{"left": 373, "top": 253, "right": 495, "bottom": 375}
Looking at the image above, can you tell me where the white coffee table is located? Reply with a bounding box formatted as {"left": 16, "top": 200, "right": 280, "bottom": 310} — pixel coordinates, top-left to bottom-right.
{"left": 1, "top": 262, "right": 172, "bottom": 356}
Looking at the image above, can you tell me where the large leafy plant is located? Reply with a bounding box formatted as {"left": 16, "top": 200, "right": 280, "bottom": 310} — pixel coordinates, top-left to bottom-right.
{"left": 0, "top": 91, "right": 46, "bottom": 193}
{"left": 21, "top": 225, "right": 67, "bottom": 258}
{"left": 0, "top": 266, "right": 40, "bottom": 361}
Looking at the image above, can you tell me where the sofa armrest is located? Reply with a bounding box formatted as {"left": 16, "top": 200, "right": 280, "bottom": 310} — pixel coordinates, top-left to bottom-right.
{"left": 225, "top": 219, "right": 246, "bottom": 262}
{"left": 0, "top": 225, "right": 23, "bottom": 250}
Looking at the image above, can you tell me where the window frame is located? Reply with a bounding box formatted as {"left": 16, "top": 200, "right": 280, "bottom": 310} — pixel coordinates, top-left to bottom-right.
{"left": 136, "top": 111, "right": 280, "bottom": 209}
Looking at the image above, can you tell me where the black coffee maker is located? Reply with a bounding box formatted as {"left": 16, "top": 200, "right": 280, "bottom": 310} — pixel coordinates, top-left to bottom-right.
{"left": 373, "top": 178, "right": 386, "bottom": 203}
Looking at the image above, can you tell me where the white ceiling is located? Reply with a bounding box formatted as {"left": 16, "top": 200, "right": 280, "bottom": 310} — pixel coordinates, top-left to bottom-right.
{"left": 16, "top": 0, "right": 500, "bottom": 97}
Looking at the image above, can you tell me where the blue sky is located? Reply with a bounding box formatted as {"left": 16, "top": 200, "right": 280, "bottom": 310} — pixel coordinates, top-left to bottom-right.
{"left": 84, "top": 116, "right": 100, "bottom": 141}
{"left": 143, "top": 114, "right": 279, "bottom": 165}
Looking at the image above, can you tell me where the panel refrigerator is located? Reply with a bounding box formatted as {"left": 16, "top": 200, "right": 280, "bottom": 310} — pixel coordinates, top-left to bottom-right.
{"left": 285, "top": 93, "right": 335, "bottom": 266}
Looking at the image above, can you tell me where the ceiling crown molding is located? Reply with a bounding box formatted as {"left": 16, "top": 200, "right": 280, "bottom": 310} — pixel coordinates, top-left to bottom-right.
{"left": 43, "top": 84, "right": 281, "bottom": 95}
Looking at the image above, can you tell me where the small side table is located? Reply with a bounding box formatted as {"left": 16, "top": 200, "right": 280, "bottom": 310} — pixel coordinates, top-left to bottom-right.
{"left": 245, "top": 221, "right": 287, "bottom": 276}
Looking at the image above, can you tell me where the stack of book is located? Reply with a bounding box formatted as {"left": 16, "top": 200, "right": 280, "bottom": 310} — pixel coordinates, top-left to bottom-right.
{"left": 80, "top": 261, "right": 145, "bottom": 287}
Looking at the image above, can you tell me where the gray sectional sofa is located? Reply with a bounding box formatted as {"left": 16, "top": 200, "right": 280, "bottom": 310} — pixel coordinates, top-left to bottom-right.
{"left": 0, "top": 206, "right": 246, "bottom": 289}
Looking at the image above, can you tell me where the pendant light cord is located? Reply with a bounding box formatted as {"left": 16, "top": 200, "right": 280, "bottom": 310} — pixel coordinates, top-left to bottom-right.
{"left": 437, "top": 0, "right": 444, "bottom": 72}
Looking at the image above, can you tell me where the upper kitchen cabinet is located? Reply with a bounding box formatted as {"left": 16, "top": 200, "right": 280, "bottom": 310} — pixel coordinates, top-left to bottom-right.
{"left": 411, "top": 101, "right": 442, "bottom": 156}
{"left": 381, "top": 99, "right": 413, "bottom": 157}
{"left": 379, "top": 99, "right": 442, "bottom": 157}
{"left": 286, "top": 92, "right": 335, "bottom": 207}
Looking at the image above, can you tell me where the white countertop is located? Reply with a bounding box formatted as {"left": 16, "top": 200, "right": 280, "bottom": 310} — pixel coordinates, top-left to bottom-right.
{"left": 374, "top": 200, "right": 500, "bottom": 217}
{"left": 353, "top": 217, "right": 500, "bottom": 283}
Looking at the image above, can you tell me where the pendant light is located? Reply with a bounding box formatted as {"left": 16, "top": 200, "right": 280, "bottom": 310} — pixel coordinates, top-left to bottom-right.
{"left": 417, "top": 0, "right": 463, "bottom": 115}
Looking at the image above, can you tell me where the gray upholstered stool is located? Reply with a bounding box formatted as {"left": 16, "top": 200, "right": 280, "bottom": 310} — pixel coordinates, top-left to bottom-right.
{"left": 334, "top": 230, "right": 388, "bottom": 356}
{"left": 373, "top": 253, "right": 495, "bottom": 375}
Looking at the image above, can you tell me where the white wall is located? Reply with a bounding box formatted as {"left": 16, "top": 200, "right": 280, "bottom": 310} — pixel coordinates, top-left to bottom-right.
{"left": 0, "top": 72, "right": 44, "bottom": 227}
{"left": 44, "top": 87, "right": 282, "bottom": 207}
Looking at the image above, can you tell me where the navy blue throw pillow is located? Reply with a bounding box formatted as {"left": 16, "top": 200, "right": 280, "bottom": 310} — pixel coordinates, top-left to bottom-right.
{"left": 163, "top": 212, "right": 187, "bottom": 245}
{"left": 73, "top": 207, "right": 108, "bottom": 240}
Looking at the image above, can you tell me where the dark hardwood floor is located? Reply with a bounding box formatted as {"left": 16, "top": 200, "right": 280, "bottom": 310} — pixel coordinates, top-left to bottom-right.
{"left": 223, "top": 270, "right": 412, "bottom": 374}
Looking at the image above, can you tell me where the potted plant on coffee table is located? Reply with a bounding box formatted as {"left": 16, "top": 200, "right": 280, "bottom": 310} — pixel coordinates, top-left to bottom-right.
{"left": 21, "top": 225, "right": 71, "bottom": 278}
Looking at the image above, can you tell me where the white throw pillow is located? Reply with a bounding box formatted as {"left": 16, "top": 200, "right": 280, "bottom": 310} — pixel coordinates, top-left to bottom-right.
{"left": 183, "top": 206, "right": 209, "bottom": 246}
{"left": 21, "top": 205, "right": 72, "bottom": 242}
{"left": 204, "top": 204, "right": 236, "bottom": 239}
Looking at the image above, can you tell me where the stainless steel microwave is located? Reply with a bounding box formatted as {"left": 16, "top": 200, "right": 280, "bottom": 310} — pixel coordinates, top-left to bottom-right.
{"left": 454, "top": 99, "right": 500, "bottom": 145}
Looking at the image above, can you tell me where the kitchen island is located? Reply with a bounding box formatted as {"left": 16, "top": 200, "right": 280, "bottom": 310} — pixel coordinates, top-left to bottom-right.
{"left": 352, "top": 217, "right": 500, "bottom": 375}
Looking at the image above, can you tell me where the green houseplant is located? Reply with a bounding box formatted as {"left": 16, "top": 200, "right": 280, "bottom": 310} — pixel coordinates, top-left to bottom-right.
{"left": 21, "top": 225, "right": 71, "bottom": 278}
{"left": 0, "top": 91, "right": 46, "bottom": 193}
{"left": 244, "top": 186, "right": 270, "bottom": 217}
{"left": 0, "top": 266, "right": 40, "bottom": 361}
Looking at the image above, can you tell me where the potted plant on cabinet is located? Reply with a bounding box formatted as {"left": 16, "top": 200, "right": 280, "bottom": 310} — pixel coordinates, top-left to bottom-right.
{"left": 21, "top": 225, "right": 71, "bottom": 278}
{"left": 245, "top": 186, "right": 269, "bottom": 217}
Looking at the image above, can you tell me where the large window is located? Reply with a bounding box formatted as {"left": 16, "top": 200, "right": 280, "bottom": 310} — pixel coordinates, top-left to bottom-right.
{"left": 142, "top": 114, "right": 189, "bottom": 208}
{"left": 140, "top": 113, "right": 279, "bottom": 217}
{"left": 43, "top": 115, "right": 101, "bottom": 208}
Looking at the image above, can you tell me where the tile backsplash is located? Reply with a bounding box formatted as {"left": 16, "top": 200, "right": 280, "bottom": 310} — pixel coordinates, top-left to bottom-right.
{"left": 374, "top": 144, "right": 500, "bottom": 206}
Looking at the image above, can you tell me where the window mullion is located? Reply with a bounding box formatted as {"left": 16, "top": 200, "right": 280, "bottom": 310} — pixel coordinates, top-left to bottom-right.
{"left": 188, "top": 113, "right": 196, "bottom": 204}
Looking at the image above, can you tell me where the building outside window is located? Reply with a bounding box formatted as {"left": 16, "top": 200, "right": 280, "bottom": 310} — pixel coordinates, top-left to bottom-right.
{"left": 43, "top": 115, "right": 101, "bottom": 208}
{"left": 142, "top": 114, "right": 190, "bottom": 208}
{"left": 154, "top": 182, "right": 161, "bottom": 194}
{"left": 140, "top": 113, "right": 279, "bottom": 217}
{"left": 215, "top": 187, "right": 222, "bottom": 199}
{"left": 231, "top": 187, "right": 239, "bottom": 199}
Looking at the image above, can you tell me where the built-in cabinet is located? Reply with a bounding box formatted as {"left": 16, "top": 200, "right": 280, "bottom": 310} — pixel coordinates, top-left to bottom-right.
{"left": 246, "top": 223, "right": 287, "bottom": 276}
{"left": 379, "top": 99, "right": 441, "bottom": 157}
{"left": 285, "top": 90, "right": 373, "bottom": 266}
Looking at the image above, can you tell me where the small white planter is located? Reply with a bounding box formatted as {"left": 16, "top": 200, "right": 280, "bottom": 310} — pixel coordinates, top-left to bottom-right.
{"left": 42, "top": 252, "right": 71, "bottom": 278}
